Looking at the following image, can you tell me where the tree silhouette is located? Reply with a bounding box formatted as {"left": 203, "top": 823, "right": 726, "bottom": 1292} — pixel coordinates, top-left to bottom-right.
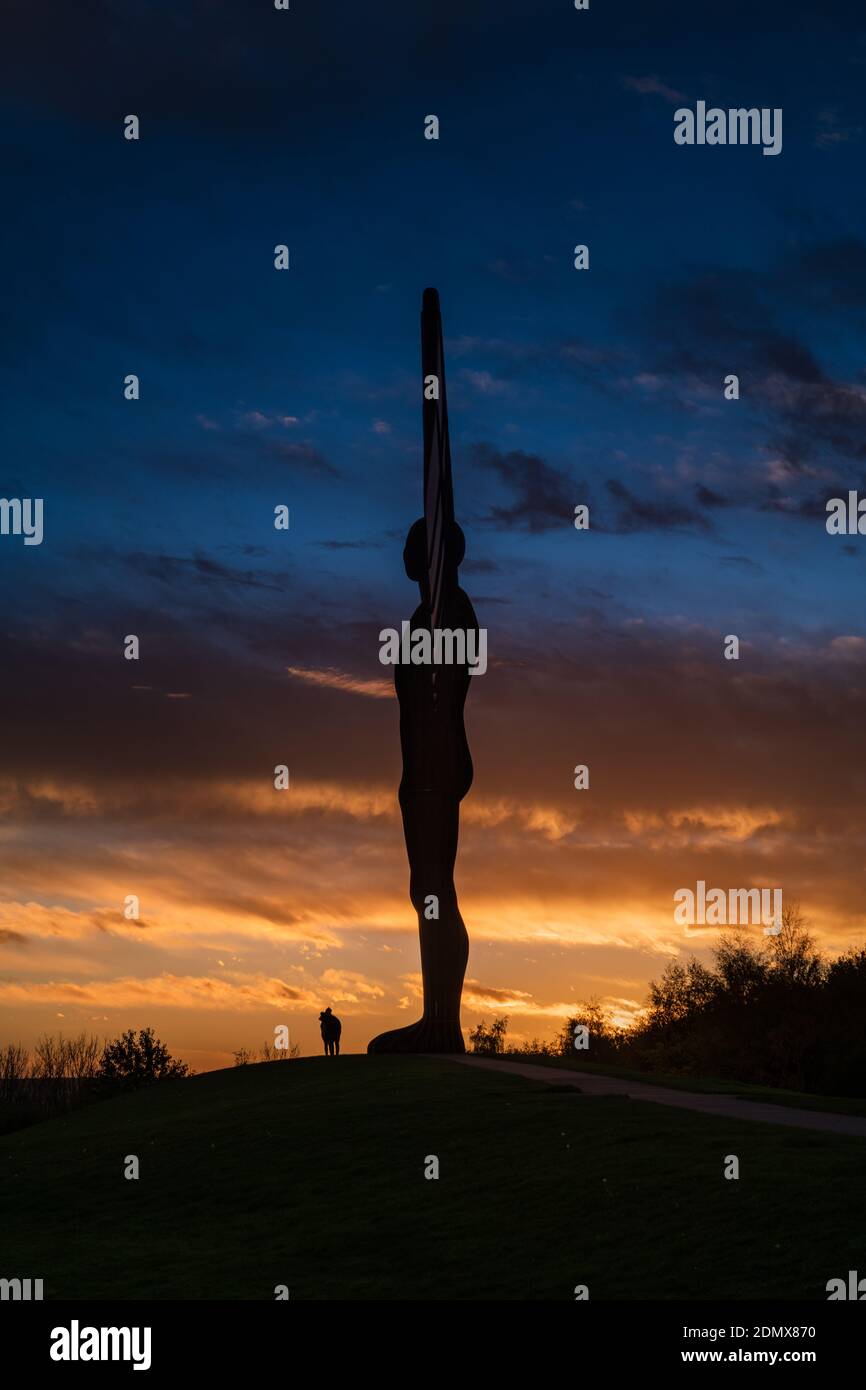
{"left": 99, "top": 1028, "right": 190, "bottom": 1089}
{"left": 469, "top": 1017, "right": 508, "bottom": 1055}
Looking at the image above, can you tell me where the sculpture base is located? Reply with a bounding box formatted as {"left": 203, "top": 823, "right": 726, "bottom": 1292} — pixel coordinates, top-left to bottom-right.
{"left": 367, "top": 1017, "right": 465, "bottom": 1054}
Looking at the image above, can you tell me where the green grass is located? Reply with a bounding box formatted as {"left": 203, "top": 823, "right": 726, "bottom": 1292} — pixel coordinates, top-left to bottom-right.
{"left": 502, "top": 1053, "right": 866, "bottom": 1116}
{"left": 2, "top": 1056, "right": 862, "bottom": 1300}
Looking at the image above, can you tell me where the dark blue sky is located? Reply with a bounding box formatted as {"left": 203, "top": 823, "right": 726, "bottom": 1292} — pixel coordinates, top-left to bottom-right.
{"left": 4, "top": 0, "right": 866, "bottom": 653}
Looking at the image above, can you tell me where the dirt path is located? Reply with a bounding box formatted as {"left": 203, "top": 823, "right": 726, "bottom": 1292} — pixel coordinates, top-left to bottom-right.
{"left": 444, "top": 1056, "right": 866, "bottom": 1137}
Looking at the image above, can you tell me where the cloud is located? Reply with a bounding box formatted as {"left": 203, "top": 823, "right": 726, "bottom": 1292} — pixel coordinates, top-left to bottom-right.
{"left": 240, "top": 411, "right": 299, "bottom": 428}
{"left": 605, "top": 478, "right": 711, "bottom": 533}
{"left": 695, "top": 484, "right": 729, "bottom": 509}
{"left": 813, "top": 108, "right": 862, "bottom": 147}
{"left": 0, "top": 969, "right": 386, "bottom": 1012}
{"left": 472, "top": 443, "right": 576, "bottom": 532}
{"left": 313, "top": 538, "right": 387, "bottom": 550}
{"left": 460, "top": 369, "right": 509, "bottom": 396}
{"left": 720, "top": 555, "right": 763, "bottom": 572}
{"left": 462, "top": 978, "right": 622, "bottom": 1023}
{"left": 0, "top": 0, "right": 396, "bottom": 132}
{"left": 317, "top": 969, "right": 386, "bottom": 1003}
{"left": 5, "top": 618, "right": 866, "bottom": 979}
{"left": 622, "top": 74, "right": 686, "bottom": 104}
{"left": 485, "top": 257, "right": 533, "bottom": 284}
{"left": 450, "top": 333, "right": 625, "bottom": 395}
{"left": 124, "top": 550, "right": 286, "bottom": 594}
{"left": 463, "top": 980, "right": 535, "bottom": 1006}
{"left": 460, "top": 556, "right": 502, "bottom": 575}
{"left": 286, "top": 665, "right": 394, "bottom": 700}
{"left": 637, "top": 250, "right": 866, "bottom": 501}
{"left": 246, "top": 436, "right": 341, "bottom": 479}
{"left": 827, "top": 635, "right": 866, "bottom": 660}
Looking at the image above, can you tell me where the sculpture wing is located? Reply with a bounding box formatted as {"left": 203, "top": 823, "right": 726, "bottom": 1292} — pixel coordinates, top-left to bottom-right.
{"left": 421, "top": 287, "right": 455, "bottom": 632}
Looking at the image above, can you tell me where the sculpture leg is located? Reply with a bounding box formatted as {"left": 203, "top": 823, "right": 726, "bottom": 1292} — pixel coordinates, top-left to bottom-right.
{"left": 368, "top": 791, "right": 468, "bottom": 1054}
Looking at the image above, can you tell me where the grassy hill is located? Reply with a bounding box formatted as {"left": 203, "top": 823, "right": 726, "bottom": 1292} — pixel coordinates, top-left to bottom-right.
{"left": 2, "top": 1055, "right": 863, "bottom": 1300}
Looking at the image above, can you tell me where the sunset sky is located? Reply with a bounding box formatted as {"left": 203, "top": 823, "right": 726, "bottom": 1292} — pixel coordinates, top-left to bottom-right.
{"left": 2, "top": 0, "right": 866, "bottom": 1069}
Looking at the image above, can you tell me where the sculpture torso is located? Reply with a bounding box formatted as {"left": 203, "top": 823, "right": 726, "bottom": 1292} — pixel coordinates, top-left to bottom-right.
{"left": 395, "top": 589, "right": 477, "bottom": 802}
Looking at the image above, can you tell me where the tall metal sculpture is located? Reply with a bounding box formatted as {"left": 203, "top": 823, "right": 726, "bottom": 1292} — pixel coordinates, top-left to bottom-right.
{"left": 368, "top": 289, "right": 479, "bottom": 1054}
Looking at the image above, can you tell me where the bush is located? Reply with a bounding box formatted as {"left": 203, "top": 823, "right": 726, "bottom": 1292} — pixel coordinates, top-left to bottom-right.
{"left": 234, "top": 1041, "right": 301, "bottom": 1066}
{"left": 258, "top": 1040, "right": 300, "bottom": 1061}
{"left": 469, "top": 1017, "right": 508, "bottom": 1055}
{"left": 555, "top": 1000, "right": 623, "bottom": 1062}
{"left": 0, "top": 1032, "right": 108, "bottom": 1132}
{"left": 98, "top": 1028, "right": 190, "bottom": 1089}
{"left": 622, "top": 906, "right": 854, "bottom": 1092}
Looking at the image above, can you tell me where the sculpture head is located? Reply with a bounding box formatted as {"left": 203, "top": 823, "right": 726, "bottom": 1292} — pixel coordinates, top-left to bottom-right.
{"left": 403, "top": 517, "right": 465, "bottom": 581}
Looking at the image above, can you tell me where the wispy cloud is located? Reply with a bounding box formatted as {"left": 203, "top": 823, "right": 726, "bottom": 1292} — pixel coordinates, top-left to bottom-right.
{"left": 622, "top": 74, "right": 686, "bottom": 104}
{"left": 814, "top": 108, "right": 862, "bottom": 147}
{"left": 286, "top": 665, "right": 394, "bottom": 699}
{"left": 460, "top": 368, "right": 509, "bottom": 396}
{"left": 0, "top": 969, "right": 386, "bottom": 1012}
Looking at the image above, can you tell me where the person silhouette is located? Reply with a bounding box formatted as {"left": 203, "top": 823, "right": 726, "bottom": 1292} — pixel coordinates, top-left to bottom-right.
{"left": 319, "top": 1007, "right": 342, "bottom": 1056}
